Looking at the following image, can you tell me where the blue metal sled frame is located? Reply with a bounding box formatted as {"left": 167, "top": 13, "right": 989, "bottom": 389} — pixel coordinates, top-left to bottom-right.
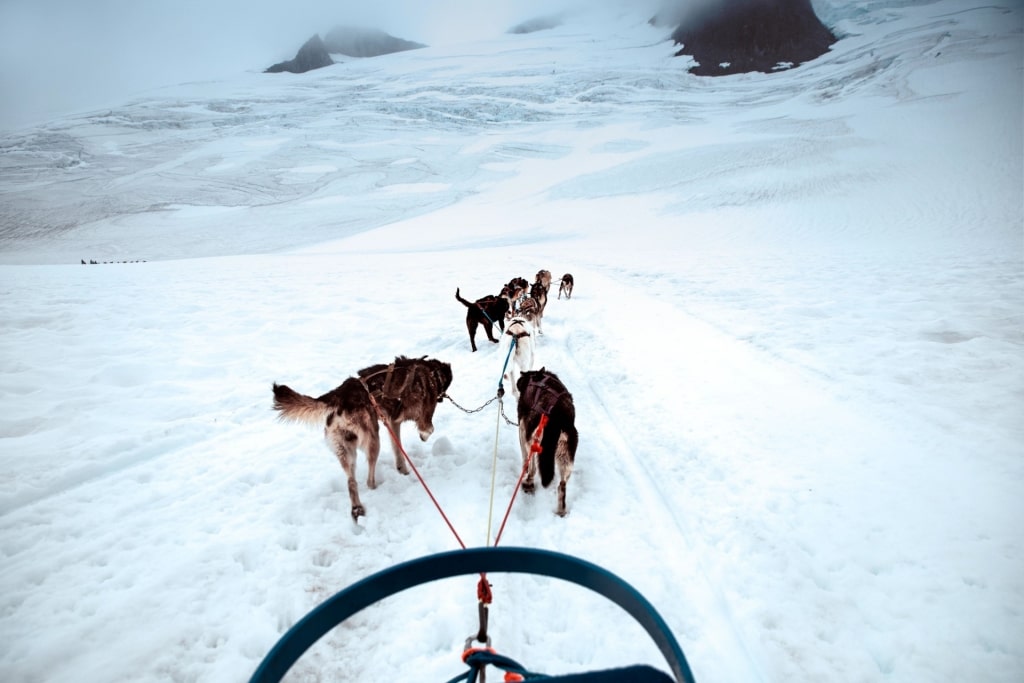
{"left": 249, "top": 546, "right": 696, "bottom": 683}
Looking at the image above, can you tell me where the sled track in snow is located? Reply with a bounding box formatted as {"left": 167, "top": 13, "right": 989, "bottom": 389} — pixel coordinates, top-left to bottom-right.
{"left": 532, "top": 277, "right": 766, "bottom": 682}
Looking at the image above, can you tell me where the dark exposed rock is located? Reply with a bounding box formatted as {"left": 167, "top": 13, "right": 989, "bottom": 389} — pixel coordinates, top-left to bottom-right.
{"left": 323, "top": 26, "right": 426, "bottom": 57}
{"left": 669, "top": 0, "right": 837, "bottom": 76}
{"left": 508, "top": 14, "right": 564, "bottom": 34}
{"left": 265, "top": 34, "right": 334, "bottom": 74}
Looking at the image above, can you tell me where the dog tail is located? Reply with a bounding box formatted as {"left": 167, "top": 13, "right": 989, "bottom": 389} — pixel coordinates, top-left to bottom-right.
{"left": 540, "top": 428, "right": 578, "bottom": 488}
{"left": 538, "top": 421, "right": 562, "bottom": 488}
{"left": 539, "top": 452, "right": 556, "bottom": 488}
{"left": 455, "top": 287, "right": 474, "bottom": 308}
{"left": 272, "top": 383, "right": 331, "bottom": 425}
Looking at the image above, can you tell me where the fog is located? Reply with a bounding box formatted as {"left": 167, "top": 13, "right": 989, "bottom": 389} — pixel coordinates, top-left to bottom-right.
{"left": 0, "top": 0, "right": 575, "bottom": 131}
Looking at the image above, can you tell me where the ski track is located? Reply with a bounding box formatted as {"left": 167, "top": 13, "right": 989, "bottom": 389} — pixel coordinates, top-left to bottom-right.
{"left": 545, "top": 291, "right": 767, "bottom": 683}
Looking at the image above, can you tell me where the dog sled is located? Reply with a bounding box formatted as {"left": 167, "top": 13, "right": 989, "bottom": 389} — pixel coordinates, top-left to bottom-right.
{"left": 249, "top": 546, "right": 696, "bottom": 683}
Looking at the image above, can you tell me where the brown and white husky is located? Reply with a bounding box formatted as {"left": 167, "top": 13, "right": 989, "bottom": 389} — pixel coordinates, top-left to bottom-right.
{"left": 272, "top": 356, "right": 453, "bottom": 520}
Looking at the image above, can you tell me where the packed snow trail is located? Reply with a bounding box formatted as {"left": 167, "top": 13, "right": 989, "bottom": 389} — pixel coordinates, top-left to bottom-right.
{"left": 533, "top": 286, "right": 769, "bottom": 682}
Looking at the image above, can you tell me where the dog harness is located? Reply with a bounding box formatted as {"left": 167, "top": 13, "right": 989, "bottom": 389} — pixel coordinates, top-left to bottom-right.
{"left": 524, "top": 372, "right": 570, "bottom": 417}
{"left": 474, "top": 296, "right": 498, "bottom": 325}
{"left": 506, "top": 319, "right": 531, "bottom": 340}
{"left": 360, "top": 360, "right": 446, "bottom": 403}
{"left": 359, "top": 362, "right": 410, "bottom": 399}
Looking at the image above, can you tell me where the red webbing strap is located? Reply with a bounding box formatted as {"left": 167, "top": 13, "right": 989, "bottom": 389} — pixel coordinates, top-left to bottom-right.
{"left": 493, "top": 414, "right": 548, "bottom": 548}
{"left": 362, "top": 385, "right": 468, "bottom": 550}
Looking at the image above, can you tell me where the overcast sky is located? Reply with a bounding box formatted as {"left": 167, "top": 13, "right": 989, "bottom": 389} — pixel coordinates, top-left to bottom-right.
{"left": 0, "top": 0, "right": 572, "bottom": 131}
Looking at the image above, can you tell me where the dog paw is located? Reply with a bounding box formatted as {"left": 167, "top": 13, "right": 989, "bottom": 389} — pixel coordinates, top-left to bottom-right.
{"left": 521, "top": 481, "right": 536, "bottom": 494}
{"left": 351, "top": 505, "right": 366, "bottom": 520}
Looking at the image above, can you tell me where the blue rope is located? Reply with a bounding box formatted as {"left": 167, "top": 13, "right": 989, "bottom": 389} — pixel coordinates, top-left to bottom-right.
{"left": 497, "top": 336, "right": 517, "bottom": 396}
{"left": 446, "top": 650, "right": 544, "bottom": 683}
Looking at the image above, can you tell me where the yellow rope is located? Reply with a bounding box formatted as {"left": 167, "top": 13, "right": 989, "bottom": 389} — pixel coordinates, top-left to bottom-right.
{"left": 485, "top": 395, "right": 503, "bottom": 546}
{"left": 486, "top": 337, "right": 518, "bottom": 546}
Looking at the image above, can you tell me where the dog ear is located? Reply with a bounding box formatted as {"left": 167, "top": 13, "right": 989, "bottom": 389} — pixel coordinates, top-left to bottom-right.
{"left": 516, "top": 372, "right": 529, "bottom": 392}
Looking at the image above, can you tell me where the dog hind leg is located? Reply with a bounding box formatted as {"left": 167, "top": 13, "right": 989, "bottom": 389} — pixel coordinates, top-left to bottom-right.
{"left": 518, "top": 423, "right": 537, "bottom": 494}
{"left": 504, "top": 368, "right": 519, "bottom": 400}
{"left": 363, "top": 425, "right": 381, "bottom": 489}
{"left": 328, "top": 428, "right": 365, "bottom": 520}
{"left": 555, "top": 432, "right": 575, "bottom": 516}
{"left": 484, "top": 321, "right": 499, "bottom": 344}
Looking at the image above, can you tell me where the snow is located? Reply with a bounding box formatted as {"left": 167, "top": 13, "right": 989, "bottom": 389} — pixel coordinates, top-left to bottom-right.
{"left": 1, "top": 1, "right": 1022, "bottom": 681}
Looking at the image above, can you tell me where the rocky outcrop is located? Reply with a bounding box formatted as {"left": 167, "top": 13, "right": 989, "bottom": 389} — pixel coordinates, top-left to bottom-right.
{"left": 323, "top": 26, "right": 425, "bottom": 57}
{"left": 669, "top": 0, "right": 837, "bottom": 76}
{"left": 265, "top": 34, "right": 334, "bottom": 74}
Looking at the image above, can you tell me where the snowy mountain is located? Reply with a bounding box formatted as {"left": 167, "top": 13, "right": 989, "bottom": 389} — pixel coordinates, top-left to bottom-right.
{"left": 265, "top": 34, "right": 334, "bottom": 74}
{"left": 323, "top": 25, "right": 427, "bottom": 57}
{"left": 0, "top": 1, "right": 1021, "bottom": 682}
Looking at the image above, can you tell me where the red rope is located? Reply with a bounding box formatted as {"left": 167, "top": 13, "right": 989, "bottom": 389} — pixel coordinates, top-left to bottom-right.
{"left": 477, "top": 577, "right": 493, "bottom": 604}
{"left": 365, "top": 393, "right": 547, "bottom": 617}
{"left": 369, "top": 395, "right": 467, "bottom": 550}
{"left": 493, "top": 414, "right": 548, "bottom": 547}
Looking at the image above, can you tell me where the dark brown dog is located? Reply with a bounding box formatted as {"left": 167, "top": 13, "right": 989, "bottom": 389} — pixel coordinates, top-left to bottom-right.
{"left": 456, "top": 288, "right": 509, "bottom": 351}
{"left": 558, "top": 273, "right": 574, "bottom": 300}
{"left": 516, "top": 368, "right": 578, "bottom": 516}
{"left": 272, "top": 356, "right": 453, "bottom": 520}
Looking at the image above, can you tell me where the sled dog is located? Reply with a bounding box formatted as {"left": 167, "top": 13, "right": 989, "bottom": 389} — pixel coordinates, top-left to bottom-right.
{"left": 527, "top": 280, "right": 548, "bottom": 335}
{"left": 503, "top": 277, "right": 530, "bottom": 313}
{"left": 455, "top": 288, "right": 509, "bottom": 351}
{"left": 272, "top": 356, "right": 453, "bottom": 520}
{"left": 516, "top": 368, "right": 578, "bottom": 516}
{"left": 501, "top": 316, "right": 535, "bottom": 399}
{"left": 535, "top": 269, "right": 552, "bottom": 293}
{"left": 558, "top": 273, "right": 574, "bottom": 300}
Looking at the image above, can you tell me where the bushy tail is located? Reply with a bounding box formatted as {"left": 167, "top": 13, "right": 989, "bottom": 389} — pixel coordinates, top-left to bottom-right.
{"left": 455, "top": 288, "right": 474, "bottom": 308}
{"left": 272, "top": 383, "right": 330, "bottom": 425}
{"left": 538, "top": 420, "right": 562, "bottom": 488}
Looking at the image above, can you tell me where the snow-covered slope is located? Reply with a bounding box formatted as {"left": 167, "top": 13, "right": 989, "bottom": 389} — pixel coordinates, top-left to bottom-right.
{"left": 1, "top": 2, "right": 1021, "bottom": 681}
